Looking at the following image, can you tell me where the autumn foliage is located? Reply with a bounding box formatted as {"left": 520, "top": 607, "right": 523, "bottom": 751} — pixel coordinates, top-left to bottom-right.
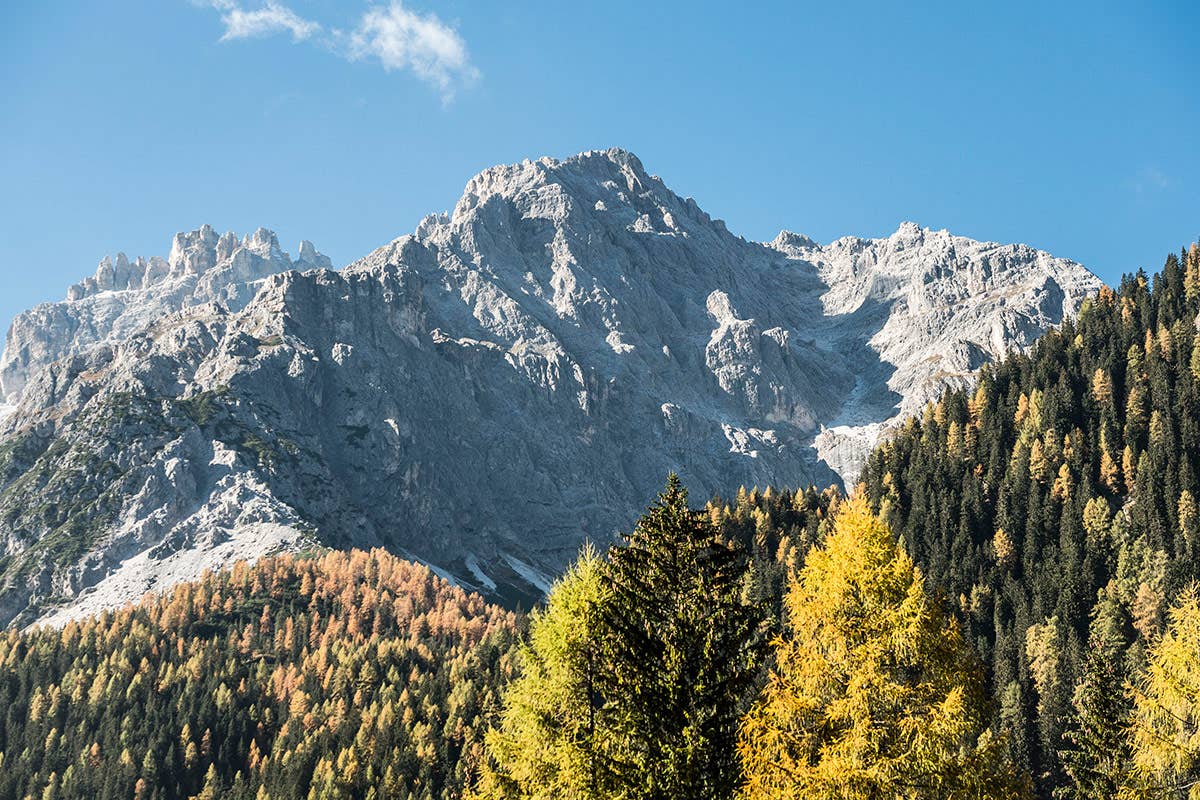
{"left": 0, "top": 549, "right": 519, "bottom": 800}
{"left": 737, "top": 495, "right": 1027, "bottom": 799}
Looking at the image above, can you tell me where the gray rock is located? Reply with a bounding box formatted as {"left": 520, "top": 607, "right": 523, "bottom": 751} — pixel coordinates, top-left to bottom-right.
{"left": 0, "top": 148, "right": 1103, "bottom": 626}
{"left": 0, "top": 225, "right": 330, "bottom": 401}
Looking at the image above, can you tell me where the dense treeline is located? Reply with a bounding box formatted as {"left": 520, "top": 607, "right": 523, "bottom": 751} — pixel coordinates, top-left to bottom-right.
{"left": 478, "top": 484, "right": 1027, "bottom": 799}
{"left": 0, "top": 550, "right": 519, "bottom": 800}
{"left": 708, "top": 484, "right": 839, "bottom": 622}
{"left": 860, "top": 242, "right": 1200, "bottom": 793}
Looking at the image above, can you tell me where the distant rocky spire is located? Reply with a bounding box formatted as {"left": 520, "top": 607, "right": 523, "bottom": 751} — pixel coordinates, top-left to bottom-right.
{"left": 296, "top": 240, "right": 333, "bottom": 269}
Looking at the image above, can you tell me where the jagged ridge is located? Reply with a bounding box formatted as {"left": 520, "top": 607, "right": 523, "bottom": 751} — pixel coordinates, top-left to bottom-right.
{"left": 0, "top": 148, "right": 1104, "bottom": 626}
{"left": 0, "top": 225, "right": 331, "bottom": 401}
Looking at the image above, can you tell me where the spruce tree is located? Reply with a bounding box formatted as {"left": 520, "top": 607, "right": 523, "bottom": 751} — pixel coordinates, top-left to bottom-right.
{"left": 737, "top": 495, "right": 1029, "bottom": 799}
{"left": 601, "top": 474, "right": 765, "bottom": 800}
{"left": 1056, "top": 591, "right": 1134, "bottom": 799}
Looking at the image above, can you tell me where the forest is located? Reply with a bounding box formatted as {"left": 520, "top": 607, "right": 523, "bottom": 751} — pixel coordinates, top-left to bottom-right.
{"left": 0, "top": 550, "right": 519, "bottom": 799}
{"left": 860, "top": 240, "right": 1200, "bottom": 794}
{"left": 2, "top": 242, "right": 1200, "bottom": 799}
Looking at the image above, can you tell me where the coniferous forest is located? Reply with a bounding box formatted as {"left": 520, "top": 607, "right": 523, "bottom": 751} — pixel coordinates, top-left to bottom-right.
{"left": 0, "top": 550, "right": 520, "bottom": 800}
{"left": 3, "top": 243, "right": 1200, "bottom": 799}
{"left": 860, "top": 241, "right": 1200, "bottom": 795}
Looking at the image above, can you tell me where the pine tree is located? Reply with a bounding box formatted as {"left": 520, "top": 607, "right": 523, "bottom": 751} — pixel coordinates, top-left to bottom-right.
{"left": 474, "top": 547, "right": 613, "bottom": 800}
{"left": 601, "top": 474, "right": 764, "bottom": 800}
{"left": 737, "top": 495, "right": 1029, "bottom": 799}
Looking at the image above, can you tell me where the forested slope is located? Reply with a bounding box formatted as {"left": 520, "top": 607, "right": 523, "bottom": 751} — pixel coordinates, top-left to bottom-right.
{"left": 860, "top": 243, "right": 1200, "bottom": 789}
{"left": 0, "top": 549, "right": 519, "bottom": 800}
{"left": 0, "top": 487, "right": 833, "bottom": 800}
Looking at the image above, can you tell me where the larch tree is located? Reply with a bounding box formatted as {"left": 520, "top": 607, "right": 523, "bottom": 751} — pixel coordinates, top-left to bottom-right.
{"left": 473, "top": 546, "right": 614, "bottom": 800}
{"left": 1129, "top": 588, "right": 1200, "bottom": 798}
{"left": 737, "top": 495, "right": 1029, "bottom": 799}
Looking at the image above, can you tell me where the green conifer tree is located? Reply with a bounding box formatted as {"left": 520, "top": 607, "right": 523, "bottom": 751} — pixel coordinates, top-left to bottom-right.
{"left": 1056, "top": 589, "right": 1134, "bottom": 799}
{"left": 601, "top": 474, "right": 764, "bottom": 800}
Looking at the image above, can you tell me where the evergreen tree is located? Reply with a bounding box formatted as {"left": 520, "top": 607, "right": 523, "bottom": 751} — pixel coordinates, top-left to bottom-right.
{"left": 737, "top": 495, "right": 1029, "bottom": 799}
{"left": 601, "top": 474, "right": 765, "bottom": 800}
{"left": 1056, "top": 590, "right": 1134, "bottom": 799}
{"left": 858, "top": 236, "right": 1200, "bottom": 794}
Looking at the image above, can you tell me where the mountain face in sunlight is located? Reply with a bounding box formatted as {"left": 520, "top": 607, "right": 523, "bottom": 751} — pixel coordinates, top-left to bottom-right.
{"left": 0, "top": 149, "right": 1101, "bottom": 626}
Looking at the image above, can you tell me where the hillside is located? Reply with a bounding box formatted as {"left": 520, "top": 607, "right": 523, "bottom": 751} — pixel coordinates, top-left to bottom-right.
{"left": 0, "top": 549, "right": 519, "bottom": 800}
{"left": 860, "top": 242, "right": 1200, "bottom": 791}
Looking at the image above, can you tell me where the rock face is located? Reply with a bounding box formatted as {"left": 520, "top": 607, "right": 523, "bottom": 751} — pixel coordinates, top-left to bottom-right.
{"left": 0, "top": 225, "right": 329, "bottom": 401}
{"left": 770, "top": 221, "right": 1101, "bottom": 483}
{"left": 0, "top": 149, "right": 1104, "bottom": 626}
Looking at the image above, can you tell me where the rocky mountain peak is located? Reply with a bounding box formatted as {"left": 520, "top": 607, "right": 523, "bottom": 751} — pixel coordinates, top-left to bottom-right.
{"left": 297, "top": 239, "right": 333, "bottom": 269}
{"left": 461, "top": 147, "right": 650, "bottom": 194}
{"left": 242, "top": 227, "right": 282, "bottom": 259}
{"left": 404, "top": 148, "right": 737, "bottom": 284}
{"left": 168, "top": 223, "right": 220, "bottom": 275}
{"left": 0, "top": 148, "right": 1105, "bottom": 626}
{"left": 0, "top": 225, "right": 329, "bottom": 402}
{"left": 770, "top": 231, "right": 818, "bottom": 251}
{"left": 893, "top": 220, "right": 925, "bottom": 239}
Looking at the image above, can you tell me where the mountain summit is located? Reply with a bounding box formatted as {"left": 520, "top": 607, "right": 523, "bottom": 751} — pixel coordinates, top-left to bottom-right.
{"left": 0, "top": 149, "right": 1103, "bottom": 625}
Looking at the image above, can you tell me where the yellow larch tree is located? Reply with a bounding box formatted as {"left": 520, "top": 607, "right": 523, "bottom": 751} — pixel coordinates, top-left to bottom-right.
{"left": 737, "top": 495, "right": 1028, "bottom": 799}
{"left": 1128, "top": 588, "right": 1200, "bottom": 798}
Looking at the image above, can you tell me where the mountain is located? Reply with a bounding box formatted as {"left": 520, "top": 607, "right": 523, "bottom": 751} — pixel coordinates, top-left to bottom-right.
{"left": 0, "top": 148, "right": 1104, "bottom": 626}
{"left": 0, "top": 225, "right": 331, "bottom": 403}
{"left": 773, "top": 222, "right": 1099, "bottom": 481}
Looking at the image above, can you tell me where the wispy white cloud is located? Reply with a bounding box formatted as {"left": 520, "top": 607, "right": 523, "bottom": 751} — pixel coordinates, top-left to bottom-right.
{"left": 342, "top": 3, "right": 479, "bottom": 102}
{"left": 199, "top": 1, "right": 477, "bottom": 102}
{"left": 207, "top": 0, "right": 320, "bottom": 41}
{"left": 1130, "top": 166, "right": 1175, "bottom": 203}
{"left": 1134, "top": 167, "right": 1172, "bottom": 192}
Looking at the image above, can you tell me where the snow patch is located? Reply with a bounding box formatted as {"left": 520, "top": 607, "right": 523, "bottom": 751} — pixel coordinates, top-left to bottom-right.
{"left": 500, "top": 552, "right": 554, "bottom": 594}
{"left": 464, "top": 554, "right": 497, "bottom": 591}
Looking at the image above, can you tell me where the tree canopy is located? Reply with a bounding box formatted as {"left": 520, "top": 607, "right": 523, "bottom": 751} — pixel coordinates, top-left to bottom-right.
{"left": 861, "top": 242, "right": 1200, "bottom": 790}
{"left": 0, "top": 549, "right": 519, "bottom": 800}
{"left": 738, "top": 495, "right": 1028, "bottom": 799}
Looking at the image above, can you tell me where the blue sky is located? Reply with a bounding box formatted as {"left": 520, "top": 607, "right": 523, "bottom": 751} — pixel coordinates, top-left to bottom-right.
{"left": 1, "top": 1, "right": 1197, "bottom": 334}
